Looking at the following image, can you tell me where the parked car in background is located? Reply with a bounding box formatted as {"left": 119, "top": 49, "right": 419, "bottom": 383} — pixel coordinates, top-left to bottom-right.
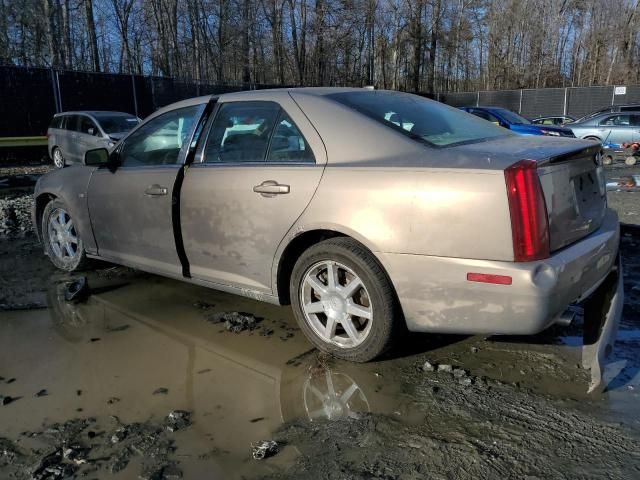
{"left": 574, "top": 103, "right": 640, "bottom": 123}
{"left": 568, "top": 112, "right": 640, "bottom": 145}
{"left": 48, "top": 111, "right": 140, "bottom": 168}
{"left": 531, "top": 115, "right": 575, "bottom": 126}
{"left": 33, "top": 88, "right": 621, "bottom": 364}
{"left": 459, "top": 106, "right": 575, "bottom": 137}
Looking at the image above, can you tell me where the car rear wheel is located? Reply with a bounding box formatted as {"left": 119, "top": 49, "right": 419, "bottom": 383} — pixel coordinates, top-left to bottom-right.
{"left": 603, "top": 155, "right": 613, "bottom": 165}
{"left": 42, "top": 199, "right": 89, "bottom": 271}
{"left": 584, "top": 136, "right": 601, "bottom": 143}
{"left": 52, "top": 147, "right": 65, "bottom": 169}
{"left": 625, "top": 156, "right": 637, "bottom": 166}
{"left": 290, "top": 237, "right": 402, "bottom": 362}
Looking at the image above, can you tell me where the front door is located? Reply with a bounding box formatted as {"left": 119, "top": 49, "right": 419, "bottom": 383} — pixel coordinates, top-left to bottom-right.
{"left": 88, "top": 104, "right": 202, "bottom": 277}
{"left": 180, "top": 98, "right": 326, "bottom": 294}
{"left": 598, "top": 114, "right": 636, "bottom": 144}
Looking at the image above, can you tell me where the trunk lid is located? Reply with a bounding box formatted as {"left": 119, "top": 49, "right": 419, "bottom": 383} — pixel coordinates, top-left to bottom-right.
{"left": 536, "top": 144, "right": 607, "bottom": 252}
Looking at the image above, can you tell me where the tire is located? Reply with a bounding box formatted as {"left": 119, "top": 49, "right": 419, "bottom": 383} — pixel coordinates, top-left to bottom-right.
{"left": 603, "top": 155, "right": 613, "bottom": 165}
{"left": 625, "top": 156, "right": 637, "bottom": 166}
{"left": 584, "top": 136, "right": 601, "bottom": 143}
{"left": 52, "top": 147, "right": 65, "bottom": 169}
{"left": 290, "top": 237, "right": 402, "bottom": 362}
{"left": 41, "top": 199, "right": 90, "bottom": 271}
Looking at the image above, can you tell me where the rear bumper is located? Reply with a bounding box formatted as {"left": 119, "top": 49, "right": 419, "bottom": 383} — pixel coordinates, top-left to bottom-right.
{"left": 381, "top": 208, "right": 621, "bottom": 335}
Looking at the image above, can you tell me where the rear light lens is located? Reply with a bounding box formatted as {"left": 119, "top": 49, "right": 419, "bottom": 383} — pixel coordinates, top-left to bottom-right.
{"left": 504, "top": 160, "right": 550, "bottom": 262}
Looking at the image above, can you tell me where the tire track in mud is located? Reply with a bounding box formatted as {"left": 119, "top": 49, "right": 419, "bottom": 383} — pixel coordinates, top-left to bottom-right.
{"left": 270, "top": 371, "right": 640, "bottom": 479}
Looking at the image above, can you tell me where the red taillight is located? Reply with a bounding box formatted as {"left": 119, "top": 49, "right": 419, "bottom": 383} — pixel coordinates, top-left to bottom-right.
{"left": 504, "top": 160, "right": 550, "bottom": 262}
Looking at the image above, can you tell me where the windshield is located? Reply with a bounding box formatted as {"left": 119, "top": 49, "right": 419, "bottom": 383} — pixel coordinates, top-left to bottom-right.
{"left": 329, "top": 91, "right": 511, "bottom": 147}
{"left": 492, "top": 108, "right": 531, "bottom": 125}
{"left": 94, "top": 114, "right": 139, "bottom": 134}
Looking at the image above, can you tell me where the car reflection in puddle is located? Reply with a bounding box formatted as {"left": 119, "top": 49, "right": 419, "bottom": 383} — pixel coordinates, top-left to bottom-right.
{"left": 0, "top": 261, "right": 638, "bottom": 478}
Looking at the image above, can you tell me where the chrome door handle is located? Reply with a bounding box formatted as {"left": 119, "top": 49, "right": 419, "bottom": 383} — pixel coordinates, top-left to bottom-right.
{"left": 145, "top": 185, "right": 168, "bottom": 196}
{"left": 253, "top": 180, "right": 290, "bottom": 197}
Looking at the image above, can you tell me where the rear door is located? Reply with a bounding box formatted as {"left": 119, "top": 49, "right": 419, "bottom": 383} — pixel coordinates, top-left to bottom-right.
{"left": 88, "top": 104, "right": 204, "bottom": 277}
{"left": 180, "top": 97, "right": 325, "bottom": 294}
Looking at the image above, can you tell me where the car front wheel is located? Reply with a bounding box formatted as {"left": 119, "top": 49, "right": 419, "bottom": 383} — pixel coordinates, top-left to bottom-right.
{"left": 42, "top": 199, "right": 89, "bottom": 271}
{"left": 290, "top": 238, "right": 402, "bottom": 362}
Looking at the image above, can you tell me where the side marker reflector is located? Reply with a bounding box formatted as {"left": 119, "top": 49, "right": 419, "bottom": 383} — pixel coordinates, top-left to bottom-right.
{"left": 467, "top": 273, "right": 513, "bottom": 285}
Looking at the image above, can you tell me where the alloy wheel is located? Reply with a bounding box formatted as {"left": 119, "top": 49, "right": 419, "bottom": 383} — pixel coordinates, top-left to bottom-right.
{"left": 53, "top": 149, "right": 64, "bottom": 168}
{"left": 300, "top": 260, "right": 373, "bottom": 348}
{"left": 47, "top": 208, "right": 79, "bottom": 261}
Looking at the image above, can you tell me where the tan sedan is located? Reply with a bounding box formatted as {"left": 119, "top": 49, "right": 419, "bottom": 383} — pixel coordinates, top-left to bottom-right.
{"left": 33, "top": 88, "right": 623, "bottom": 363}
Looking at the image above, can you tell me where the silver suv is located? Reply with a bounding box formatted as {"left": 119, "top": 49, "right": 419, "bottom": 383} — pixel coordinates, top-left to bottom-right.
{"left": 47, "top": 111, "right": 139, "bottom": 168}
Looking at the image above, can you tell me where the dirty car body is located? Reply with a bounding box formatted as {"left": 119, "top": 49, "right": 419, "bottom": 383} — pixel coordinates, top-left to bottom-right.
{"left": 33, "top": 88, "right": 623, "bottom": 363}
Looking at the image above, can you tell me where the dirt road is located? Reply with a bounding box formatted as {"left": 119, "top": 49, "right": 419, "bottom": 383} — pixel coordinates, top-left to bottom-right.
{"left": 1, "top": 165, "right": 639, "bottom": 479}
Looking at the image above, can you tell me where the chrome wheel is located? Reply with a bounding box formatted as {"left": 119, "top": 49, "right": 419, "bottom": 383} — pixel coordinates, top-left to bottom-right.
{"left": 53, "top": 148, "right": 64, "bottom": 168}
{"left": 300, "top": 260, "right": 373, "bottom": 348}
{"left": 47, "top": 208, "right": 79, "bottom": 260}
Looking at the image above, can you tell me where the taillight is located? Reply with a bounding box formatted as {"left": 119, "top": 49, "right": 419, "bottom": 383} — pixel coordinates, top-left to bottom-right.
{"left": 504, "top": 160, "right": 550, "bottom": 262}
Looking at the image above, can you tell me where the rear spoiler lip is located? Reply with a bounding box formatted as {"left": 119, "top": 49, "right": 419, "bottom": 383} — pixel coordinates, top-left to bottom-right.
{"left": 535, "top": 144, "right": 602, "bottom": 167}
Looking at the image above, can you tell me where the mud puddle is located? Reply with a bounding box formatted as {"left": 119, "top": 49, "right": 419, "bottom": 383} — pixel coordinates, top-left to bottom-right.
{"left": 1, "top": 256, "right": 639, "bottom": 478}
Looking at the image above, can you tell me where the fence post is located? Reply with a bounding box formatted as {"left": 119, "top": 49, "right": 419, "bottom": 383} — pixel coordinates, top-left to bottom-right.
{"left": 563, "top": 88, "right": 568, "bottom": 116}
{"left": 519, "top": 89, "right": 523, "bottom": 114}
{"left": 611, "top": 86, "right": 616, "bottom": 106}
{"left": 476, "top": 91, "right": 480, "bottom": 107}
{"left": 55, "top": 70, "right": 63, "bottom": 111}
{"left": 131, "top": 74, "right": 139, "bottom": 118}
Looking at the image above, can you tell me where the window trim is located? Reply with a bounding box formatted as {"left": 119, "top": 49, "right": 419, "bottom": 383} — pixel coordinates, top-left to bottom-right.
{"left": 195, "top": 100, "right": 318, "bottom": 167}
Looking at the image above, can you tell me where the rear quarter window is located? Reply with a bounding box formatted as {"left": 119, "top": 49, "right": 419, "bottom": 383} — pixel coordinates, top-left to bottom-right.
{"left": 49, "top": 116, "right": 63, "bottom": 129}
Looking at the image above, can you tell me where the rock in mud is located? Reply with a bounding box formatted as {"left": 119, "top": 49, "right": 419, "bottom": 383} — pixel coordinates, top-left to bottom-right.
{"left": 165, "top": 410, "right": 192, "bottom": 432}
{"left": 437, "top": 364, "right": 453, "bottom": 373}
{"left": 422, "top": 361, "right": 435, "bottom": 372}
{"left": 1, "top": 395, "right": 18, "bottom": 406}
{"left": 452, "top": 368, "right": 467, "bottom": 378}
{"left": 153, "top": 387, "right": 169, "bottom": 395}
{"left": 35, "top": 389, "right": 48, "bottom": 397}
{"left": 251, "top": 440, "right": 279, "bottom": 460}
{"left": 111, "top": 427, "right": 128, "bottom": 444}
{"left": 207, "top": 311, "right": 260, "bottom": 333}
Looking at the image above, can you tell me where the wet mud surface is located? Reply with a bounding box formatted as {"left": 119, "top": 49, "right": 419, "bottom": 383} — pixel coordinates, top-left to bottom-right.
{"left": 1, "top": 164, "right": 640, "bottom": 479}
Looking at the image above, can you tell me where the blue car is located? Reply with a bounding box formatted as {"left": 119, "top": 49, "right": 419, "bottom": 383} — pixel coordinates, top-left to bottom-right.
{"left": 459, "top": 106, "right": 575, "bottom": 137}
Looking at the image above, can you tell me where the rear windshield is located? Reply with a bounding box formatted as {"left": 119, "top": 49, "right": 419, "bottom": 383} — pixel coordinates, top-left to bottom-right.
{"left": 328, "top": 91, "right": 511, "bottom": 147}
{"left": 94, "top": 114, "right": 139, "bottom": 134}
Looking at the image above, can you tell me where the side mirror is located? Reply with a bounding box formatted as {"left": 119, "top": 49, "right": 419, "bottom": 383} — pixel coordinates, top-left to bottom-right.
{"left": 84, "top": 148, "right": 110, "bottom": 166}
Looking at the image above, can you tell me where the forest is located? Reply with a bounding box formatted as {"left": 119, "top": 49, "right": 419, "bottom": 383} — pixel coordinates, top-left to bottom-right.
{"left": 1, "top": 0, "right": 639, "bottom": 94}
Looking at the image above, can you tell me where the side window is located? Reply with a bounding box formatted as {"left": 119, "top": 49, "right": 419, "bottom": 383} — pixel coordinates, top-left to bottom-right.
{"left": 49, "top": 116, "right": 63, "bottom": 129}
{"left": 601, "top": 114, "right": 630, "bottom": 126}
{"left": 79, "top": 116, "right": 99, "bottom": 136}
{"left": 204, "top": 101, "right": 280, "bottom": 163}
{"left": 267, "top": 111, "right": 315, "bottom": 163}
{"left": 630, "top": 114, "right": 640, "bottom": 127}
{"left": 65, "top": 115, "right": 80, "bottom": 131}
{"left": 119, "top": 105, "right": 199, "bottom": 167}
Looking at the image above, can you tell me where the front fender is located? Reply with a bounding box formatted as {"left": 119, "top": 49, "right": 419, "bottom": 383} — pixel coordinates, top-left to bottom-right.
{"left": 33, "top": 166, "right": 98, "bottom": 254}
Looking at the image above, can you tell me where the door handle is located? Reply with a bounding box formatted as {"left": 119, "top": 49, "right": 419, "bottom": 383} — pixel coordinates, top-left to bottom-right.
{"left": 253, "top": 180, "right": 290, "bottom": 197}
{"left": 145, "top": 185, "right": 168, "bottom": 196}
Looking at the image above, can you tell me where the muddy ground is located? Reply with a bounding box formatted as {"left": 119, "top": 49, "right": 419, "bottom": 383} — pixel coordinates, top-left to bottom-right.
{"left": 1, "top": 164, "right": 639, "bottom": 479}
